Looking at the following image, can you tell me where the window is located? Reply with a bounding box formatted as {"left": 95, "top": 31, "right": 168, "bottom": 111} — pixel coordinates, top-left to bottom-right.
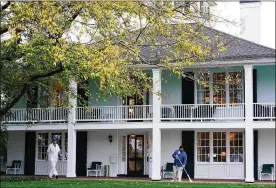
{"left": 213, "top": 73, "right": 226, "bottom": 104}
{"left": 51, "top": 133, "right": 62, "bottom": 160}
{"left": 37, "top": 133, "right": 49, "bottom": 160}
{"left": 197, "top": 73, "right": 210, "bottom": 104}
{"left": 213, "top": 132, "right": 226, "bottom": 162}
{"left": 64, "top": 133, "right": 68, "bottom": 160}
{"left": 197, "top": 132, "right": 210, "bottom": 162}
{"left": 36, "top": 132, "right": 67, "bottom": 161}
{"left": 200, "top": 1, "right": 210, "bottom": 17}
{"left": 230, "top": 132, "right": 243, "bottom": 162}
{"left": 229, "top": 72, "right": 243, "bottom": 103}
{"left": 122, "top": 136, "right": 126, "bottom": 162}
{"left": 195, "top": 71, "right": 244, "bottom": 104}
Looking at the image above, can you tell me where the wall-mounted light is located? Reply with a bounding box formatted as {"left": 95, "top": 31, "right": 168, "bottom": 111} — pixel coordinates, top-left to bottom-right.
{"left": 108, "top": 135, "right": 113, "bottom": 145}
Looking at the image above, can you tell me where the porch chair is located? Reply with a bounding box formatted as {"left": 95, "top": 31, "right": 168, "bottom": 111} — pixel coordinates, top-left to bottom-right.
{"left": 86, "top": 161, "right": 102, "bottom": 177}
{"left": 162, "top": 163, "right": 174, "bottom": 179}
{"left": 6, "top": 160, "right": 22, "bottom": 175}
{"left": 260, "top": 164, "right": 274, "bottom": 181}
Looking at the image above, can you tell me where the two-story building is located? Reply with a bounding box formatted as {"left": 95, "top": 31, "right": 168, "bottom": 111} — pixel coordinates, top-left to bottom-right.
{"left": 3, "top": 24, "right": 275, "bottom": 182}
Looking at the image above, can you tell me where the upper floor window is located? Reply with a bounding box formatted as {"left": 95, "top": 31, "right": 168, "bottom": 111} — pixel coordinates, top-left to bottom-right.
{"left": 229, "top": 71, "right": 243, "bottom": 104}
{"left": 213, "top": 72, "right": 226, "bottom": 104}
{"left": 200, "top": 1, "right": 210, "bottom": 17}
{"left": 196, "top": 71, "right": 244, "bottom": 104}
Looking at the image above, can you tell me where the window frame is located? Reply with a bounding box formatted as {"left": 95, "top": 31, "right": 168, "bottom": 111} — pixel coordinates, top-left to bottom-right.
{"left": 229, "top": 132, "right": 244, "bottom": 164}
{"left": 196, "top": 132, "right": 210, "bottom": 163}
{"left": 195, "top": 70, "right": 244, "bottom": 105}
{"left": 195, "top": 131, "right": 244, "bottom": 164}
{"left": 36, "top": 131, "right": 68, "bottom": 161}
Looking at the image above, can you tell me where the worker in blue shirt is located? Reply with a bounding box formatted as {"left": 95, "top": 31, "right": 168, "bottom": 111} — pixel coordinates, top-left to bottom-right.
{"left": 171, "top": 146, "right": 187, "bottom": 182}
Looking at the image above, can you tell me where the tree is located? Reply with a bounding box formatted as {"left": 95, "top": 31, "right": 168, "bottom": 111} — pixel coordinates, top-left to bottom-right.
{"left": 0, "top": 1, "right": 235, "bottom": 117}
{"left": 1, "top": 2, "right": 238, "bottom": 151}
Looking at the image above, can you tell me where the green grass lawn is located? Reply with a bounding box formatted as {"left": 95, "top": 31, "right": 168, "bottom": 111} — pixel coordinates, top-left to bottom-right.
{"left": 1, "top": 180, "right": 275, "bottom": 188}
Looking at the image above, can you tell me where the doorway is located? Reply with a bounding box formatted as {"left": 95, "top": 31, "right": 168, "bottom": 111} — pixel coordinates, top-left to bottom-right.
{"left": 127, "top": 135, "right": 144, "bottom": 177}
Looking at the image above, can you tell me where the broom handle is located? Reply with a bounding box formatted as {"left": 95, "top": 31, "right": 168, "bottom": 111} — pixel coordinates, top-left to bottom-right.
{"left": 176, "top": 156, "right": 191, "bottom": 180}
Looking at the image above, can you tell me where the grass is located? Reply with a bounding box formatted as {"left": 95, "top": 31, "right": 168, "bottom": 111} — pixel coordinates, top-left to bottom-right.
{"left": 1, "top": 179, "right": 275, "bottom": 188}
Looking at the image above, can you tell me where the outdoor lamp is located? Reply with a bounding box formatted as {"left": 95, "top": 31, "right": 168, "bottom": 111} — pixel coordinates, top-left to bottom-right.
{"left": 108, "top": 135, "right": 113, "bottom": 144}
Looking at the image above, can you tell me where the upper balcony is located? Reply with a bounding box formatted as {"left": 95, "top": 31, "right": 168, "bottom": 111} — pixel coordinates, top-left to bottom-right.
{"left": 2, "top": 64, "right": 275, "bottom": 126}
{"left": 2, "top": 103, "right": 275, "bottom": 124}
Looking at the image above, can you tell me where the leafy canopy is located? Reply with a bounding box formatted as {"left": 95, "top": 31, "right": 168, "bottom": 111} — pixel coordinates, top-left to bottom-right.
{"left": 0, "top": 1, "right": 230, "bottom": 116}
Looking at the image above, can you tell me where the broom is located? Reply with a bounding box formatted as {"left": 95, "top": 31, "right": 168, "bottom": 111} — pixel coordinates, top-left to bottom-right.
{"left": 176, "top": 155, "right": 193, "bottom": 182}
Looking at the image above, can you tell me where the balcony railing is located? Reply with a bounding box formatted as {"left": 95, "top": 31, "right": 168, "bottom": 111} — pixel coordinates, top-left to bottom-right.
{"left": 3, "top": 103, "right": 275, "bottom": 124}
{"left": 2, "top": 108, "right": 68, "bottom": 123}
{"left": 253, "top": 103, "right": 275, "bottom": 121}
{"left": 76, "top": 105, "right": 153, "bottom": 122}
{"left": 161, "top": 104, "right": 245, "bottom": 121}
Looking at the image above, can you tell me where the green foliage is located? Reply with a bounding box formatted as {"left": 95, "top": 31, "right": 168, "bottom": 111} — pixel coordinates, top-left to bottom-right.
{"left": 0, "top": 175, "right": 48, "bottom": 182}
{"left": 0, "top": 1, "right": 232, "bottom": 115}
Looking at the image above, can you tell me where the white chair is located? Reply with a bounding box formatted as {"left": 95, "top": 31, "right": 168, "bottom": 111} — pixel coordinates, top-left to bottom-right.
{"left": 6, "top": 160, "right": 22, "bottom": 175}
{"left": 86, "top": 162, "right": 102, "bottom": 177}
{"left": 260, "top": 164, "right": 274, "bottom": 181}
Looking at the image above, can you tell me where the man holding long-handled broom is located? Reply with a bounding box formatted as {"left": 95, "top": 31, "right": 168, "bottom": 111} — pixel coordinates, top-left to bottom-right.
{"left": 171, "top": 146, "right": 187, "bottom": 182}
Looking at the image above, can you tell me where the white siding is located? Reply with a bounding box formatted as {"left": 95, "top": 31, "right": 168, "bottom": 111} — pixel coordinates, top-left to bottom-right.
{"left": 87, "top": 130, "right": 119, "bottom": 177}
{"left": 7, "top": 131, "right": 25, "bottom": 174}
{"left": 161, "top": 130, "right": 182, "bottom": 167}
{"left": 258, "top": 129, "right": 275, "bottom": 180}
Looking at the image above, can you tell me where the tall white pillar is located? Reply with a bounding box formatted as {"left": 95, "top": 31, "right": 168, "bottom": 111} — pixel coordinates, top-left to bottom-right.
{"left": 67, "top": 80, "right": 77, "bottom": 178}
{"left": 151, "top": 69, "right": 162, "bottom": 180}
{"left": 244, "top": 65, "right": 254, "bottom": 183}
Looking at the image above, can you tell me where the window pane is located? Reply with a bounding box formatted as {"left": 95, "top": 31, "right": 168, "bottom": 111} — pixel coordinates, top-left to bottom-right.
{"left": 229, "top": 72, "right": 243, "bottom": 104}
{"left": 64, "top": 133, "right": 68, "bottom": 160}
{"left": 229, "top": 132, "right": 244, "bottom": 162}
{"left": 37, "top": 133, "right": 48, "bottom": 160}
{"left": 213, "top": 73, "right": 226, "bottom": 104}
{"left": 197, "top": 132, "right": 210, "bottom": 162}
{"left": 197, "top": 73, "right": 210, "bottom": 104}
{"left": 213, "top": 132, "right": 227, "bottom": 162}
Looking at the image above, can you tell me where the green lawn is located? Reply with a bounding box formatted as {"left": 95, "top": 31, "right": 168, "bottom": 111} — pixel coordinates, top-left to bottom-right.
{"left": 1, "top": 180, "right": 275, "bottom": 188}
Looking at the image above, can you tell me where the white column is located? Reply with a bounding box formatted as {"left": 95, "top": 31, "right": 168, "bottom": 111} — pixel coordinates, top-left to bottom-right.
{"left": 244, "top": 65, "right": 254, "bottom": 182}
{"left": 67, "top": 80, "right": 77, "bottom": 178}
{"left": 244, "top": 65, "right": 253, "bottom": 123}
{"left": 151, "top": 69, "right": 162, "bottom": 180}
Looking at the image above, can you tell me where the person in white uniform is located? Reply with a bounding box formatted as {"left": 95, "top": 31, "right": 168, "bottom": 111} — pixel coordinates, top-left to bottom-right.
{"left": 46, "top": 136, "right": 60, "bottom": 179}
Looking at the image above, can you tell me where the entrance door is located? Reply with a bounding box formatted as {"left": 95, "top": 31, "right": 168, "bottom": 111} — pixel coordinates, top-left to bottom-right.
{"left": 127, "top": 135, "right": 144, "bottom": 177}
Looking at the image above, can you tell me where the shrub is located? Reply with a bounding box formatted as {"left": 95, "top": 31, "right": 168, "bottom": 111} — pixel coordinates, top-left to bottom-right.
{"left": 0, "top": 175, "right": 48, "bottom": 182}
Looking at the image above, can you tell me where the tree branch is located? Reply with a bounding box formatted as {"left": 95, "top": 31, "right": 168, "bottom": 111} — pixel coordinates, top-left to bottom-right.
{"left": 0, "top": 1, "right": 10, "bottom": 11}
{"left": 0, "top": 63, "right": 64, "bottom": 117}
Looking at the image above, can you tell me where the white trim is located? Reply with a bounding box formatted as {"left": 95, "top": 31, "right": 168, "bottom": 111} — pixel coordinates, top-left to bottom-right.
{"left": 127, "top": 58, "right": 275, "bottom": 69}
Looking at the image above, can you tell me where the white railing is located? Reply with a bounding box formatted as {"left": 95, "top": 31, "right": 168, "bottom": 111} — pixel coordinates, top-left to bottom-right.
{"left": 76, "top": 105, "right": 153, "bottom": 122}
{"left": 253, "top": 103, "right": 275, "bottom": 121}
{"left": 2, "top": 108, "right": 68, "bottom": 123}
{"left": 161, "top": 104, "right": 245, "bottom": 121}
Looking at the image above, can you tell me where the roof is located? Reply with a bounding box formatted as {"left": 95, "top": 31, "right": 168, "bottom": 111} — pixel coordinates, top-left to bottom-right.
{"left": 137, "top": 24, "right": 275, "bottom": 63}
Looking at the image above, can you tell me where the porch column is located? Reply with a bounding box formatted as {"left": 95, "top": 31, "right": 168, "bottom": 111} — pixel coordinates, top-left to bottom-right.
{"left": 151, "top": 69, "right": 162, "bottom": 180}
{"left": 244, "top": 65, "right": 254, "bottom": 182}
{"left": 67, "top": 80, "right": 77, "bottom": 178}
